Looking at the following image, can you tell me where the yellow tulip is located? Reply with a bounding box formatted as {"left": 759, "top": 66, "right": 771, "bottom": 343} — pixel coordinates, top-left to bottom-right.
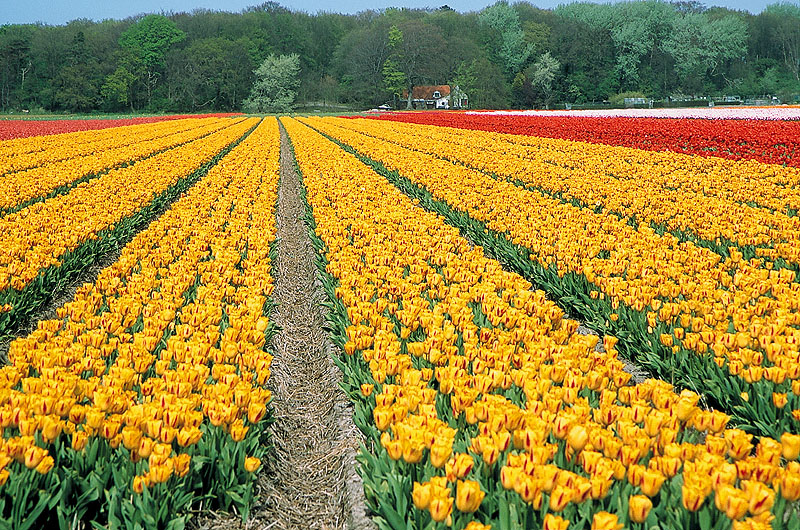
{"left": 628, "top": 495, "right": 652, "bottom": 523}
{"left": 456, "top": 480, "right": 485, "bottom": 513}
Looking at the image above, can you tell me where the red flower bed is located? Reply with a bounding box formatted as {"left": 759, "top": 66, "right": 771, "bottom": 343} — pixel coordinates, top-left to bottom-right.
{"left": 369, "top": 112, "right": 800, "bottom": 167}
{"left": 0, "top": 113, "right": 243, "bottom": 140}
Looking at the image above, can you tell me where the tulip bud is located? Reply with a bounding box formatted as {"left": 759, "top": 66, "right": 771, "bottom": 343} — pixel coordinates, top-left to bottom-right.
{"left": 567, "top": 425, "right": 588, "bottom": 452}
{"left": 71, "top": 430, "right": 89, "bottom": 452}
{"left": 430, "top": 441, "right": 452, "bottom": 468}
{"left": 149, "top": 463, "right": 172, "bottom": 484}
{"left": 640, "top": 469, "right": 666, "bottom": 497}
{"left": 429, "top": 496, "right": 453, "bottom": 523}
{"left": 247, "top": 402, "right": 267, "bottom": 424}
{"left": 23, "top": 446, "right": 45, "bottom": 469}
{"left": 591, "top": 511, "right": 623, "bottom": 530}
{"left": 456, "top": 480, "right": 485, "bottom": 513}
{"left": 782, "top": 433, "right": 800, "bottom": 461}
{"left": 35, "top": 456, "right": 54, "bottom": 474}
{"left": 229, "top": 420, "right": 249, "bottom": 442}
{"left": 412, "top": 481, "right": 431, "bottom": 510}
{"left": 132, "top": 475, "right": 149, "bottom": 494}
{"left": 549, "top": 485, "right": 572, "bottom": 512}
{"left": 681, "top": 483, "right": 706, "bottom": 512}
{"left": 628, "top": 495, "right": 652, "bottom": 523}
{"left": 543, "top": 513, "right": 570, "bottom": 530}
{"left": 244, "top": 456, "right": 261, "bottom": 473}
{"left": 780, "top": 469, "right": 800, "bottom": 501}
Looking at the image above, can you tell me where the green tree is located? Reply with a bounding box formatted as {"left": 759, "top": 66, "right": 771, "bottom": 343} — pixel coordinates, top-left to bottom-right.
{"left": 387, "top": 20, "right": 449, "bottom": 109}
{"left": 243, "top": 53, "right": 300, "bottom": 113}
{"left": 101, "top": 66, "right": 136, "bottom": 111}
{"left": 479, "top": 1, "right": 533, "bottom": 76}
{"left": 664, "top": 13, "right": 748, "bottom": 90}
{"left": 173, "top": 38, "right": 253, "bottom": 111}
{"left": 382, "top": 26, "right": 407, "bottom": 108}
{"left": 119, "top": 14, "right": 186, "bottom": 108}
{"left": 454, "top": 57, "right": 510, "bottom": 109}
{"left": 528, "top": 51, "right": 560, "bottom": 107}
{"left": 764, "top": 2, "right": 800, "bottom": 80}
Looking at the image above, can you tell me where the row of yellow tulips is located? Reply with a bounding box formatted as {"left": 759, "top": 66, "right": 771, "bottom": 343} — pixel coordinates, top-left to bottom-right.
{"left": 0, "top": 118, "right": 240, "bottom": 215}
{"left": 302, "top": 116, "right": 800, "bottom": 435}
{"left": 0, "top": 118, "right": 218, "bottom": 176}
{"left": 0, "top": 118, "right": 257, "bottom": 294}
{"left": 0, "top": 118, "right": 279, "bottom": 527}
{"left": 335, "top": 118, "right": 800, "bottom": 268}
{"left": 0, "top": 119, "right": 197, "bottom": 165}
{"left": 284, "top": 116, "right": 800, "bottom": 530}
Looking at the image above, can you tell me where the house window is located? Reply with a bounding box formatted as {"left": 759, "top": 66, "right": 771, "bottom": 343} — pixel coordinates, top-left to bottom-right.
{"left": 433, "top": 91, "right": 441, "bottom": 98}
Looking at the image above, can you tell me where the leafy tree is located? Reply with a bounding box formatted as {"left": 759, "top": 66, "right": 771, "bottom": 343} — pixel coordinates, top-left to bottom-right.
{"left": 172, "top": 38, "right": 253, "bottom": 110}
{"left": 0, "top": 25, "right": 33, "bottom": 111}
{"left": 664, "top": 12, "right": 748, "bottom": 88}
{"left": 386, "top": 20, "right": 449, "bottom": 109}
{"left": 528, "top": 51, "right": 560, "bottom": 107}
{"left": 53, "top": 64, "right": 100, "bottom": 112}
{"left": 382, "top": 26, "right": 407, "bottom": 108}
{"left": 454, "top": 56, "right": 510, "bottom": 109}
{"left": 332, "top": 24, "right": 391, "bottom": 106}
{"left": 120, "top": 15, "right": 185, "bottom": 107}
{"left": 764, "top": 2, "right": 800, "bottom": 80}
{"left": 243, "top": 53, "right": 300, "bottom": 113}
{"left": 479, "top": 1, "right": 533, "bottom": 76}
{"left": 101, "top": 66, "right": 136, "bottom": 110}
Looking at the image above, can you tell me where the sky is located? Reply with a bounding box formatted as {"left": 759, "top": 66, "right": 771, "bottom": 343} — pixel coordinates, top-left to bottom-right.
{"left": 0, "top": 0, "right": 777, "bottom": 25}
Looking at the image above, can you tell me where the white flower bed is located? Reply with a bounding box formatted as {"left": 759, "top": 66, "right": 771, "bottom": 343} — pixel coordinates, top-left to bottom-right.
{"left": 466, "top": 107, "right": 800, "bottom": 120}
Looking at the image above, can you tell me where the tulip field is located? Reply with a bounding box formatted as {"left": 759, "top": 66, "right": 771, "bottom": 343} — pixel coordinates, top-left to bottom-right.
{"left": 1, "top": 111, "right": 800, "bottom": 529}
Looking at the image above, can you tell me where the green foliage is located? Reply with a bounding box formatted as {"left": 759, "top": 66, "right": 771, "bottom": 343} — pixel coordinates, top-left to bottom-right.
{"left": 119, "top": 15, "right": 186, "bottom": 70}
{"left": 478, "top": 1, "right": 534, "bottom": 75}
{"left": 243, "top": 53, "right": 300, "bottom": 113}
{"left": 382, "top": 59, "right": 407, "bottom": 98}
{"left": 454, "top": 57, "right": 510, "bottom": 109}
{"left": 101, "top": 66, "right": 136, "bottom": 108}
{"left": 528, "top": 51, "right": 560, "bottom": 103}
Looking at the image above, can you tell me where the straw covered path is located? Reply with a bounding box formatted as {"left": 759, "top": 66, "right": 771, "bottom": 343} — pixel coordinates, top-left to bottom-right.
{"left": 242, "top": 124, "right": 374, "bottom": 530}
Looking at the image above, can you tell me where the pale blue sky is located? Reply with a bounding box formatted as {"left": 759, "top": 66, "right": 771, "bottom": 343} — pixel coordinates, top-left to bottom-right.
{"left": 1, "top": 0, "right": 777, "bottom": 25}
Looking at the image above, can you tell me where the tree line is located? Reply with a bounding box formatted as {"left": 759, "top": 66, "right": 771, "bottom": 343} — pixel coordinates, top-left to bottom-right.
{"left": 1, "top": 0, "right": 799, "bottom": 113}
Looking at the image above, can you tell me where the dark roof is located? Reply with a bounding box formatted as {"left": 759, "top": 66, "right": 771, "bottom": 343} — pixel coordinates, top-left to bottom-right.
{"left": 402, "top": 85, "right": 451, "bottom": 100}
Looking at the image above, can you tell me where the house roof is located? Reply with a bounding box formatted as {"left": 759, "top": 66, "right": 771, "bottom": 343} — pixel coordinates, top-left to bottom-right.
{"left": 402, "top": 85, "right": 451, "bottom": 100}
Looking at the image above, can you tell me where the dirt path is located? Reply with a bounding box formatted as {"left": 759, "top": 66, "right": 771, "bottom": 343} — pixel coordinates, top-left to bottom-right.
{"left": 245, "top": 125, "right": 373, "bottom": 530}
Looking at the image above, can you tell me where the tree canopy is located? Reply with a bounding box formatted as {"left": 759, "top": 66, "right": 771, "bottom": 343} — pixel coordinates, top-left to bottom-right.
{"left": 0, "top": 1, "right": 798, "bottom": 113}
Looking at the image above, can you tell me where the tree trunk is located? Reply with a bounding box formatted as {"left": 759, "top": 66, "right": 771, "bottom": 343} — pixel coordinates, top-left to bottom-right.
{"left": 406, "top": 84, "right": 413, "bottom": 110}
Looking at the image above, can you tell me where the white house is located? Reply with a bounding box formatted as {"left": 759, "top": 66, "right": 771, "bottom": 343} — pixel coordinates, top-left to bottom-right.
{"left": 402, "top": 85, "right": 468, "bottom": 110}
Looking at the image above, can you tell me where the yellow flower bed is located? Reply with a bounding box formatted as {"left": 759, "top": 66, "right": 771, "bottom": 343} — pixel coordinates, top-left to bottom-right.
{"left": 302, "top": 117, "right": 800, "bottom": 429}
{"left": 0, "top": 118, "right": 279, "bottom": 527}
{"left": 333, "top": 118, "right": 800, "bottom": 266}
{"left": 0, "top": 117, "right": 240, "bottom": 214}
{"left": 284, "top": 116, "right": 800, "bottom": 530}
{"left": 0, "top": 118, "right": 257, "bottom": 294}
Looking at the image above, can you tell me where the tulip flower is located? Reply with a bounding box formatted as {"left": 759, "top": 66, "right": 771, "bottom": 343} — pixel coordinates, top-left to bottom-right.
{"left": 591, "top": 512, "right": 623, "bottom": 530}
{"left": 682, "top": 483, "right": 706, "bottom": 512}
{"left": 456, "top": 480, "right": 485, "bottom": 513}
{"left": 544, "top": 514, "right": 570, "bottom": 530}
{"left": 412, "top": 482, "right": 432, "bottom": 510}
{"left": 244, "top": 456, "right": 261, "bottom": 473}
{"left": 628, "top": 495, "right": 652, "bottom": 523}
{"left": 781, "top": 433, "right": 800, "bottom": 461}
{"left": 429, "top": 495, "right": 453, "bottom": 523}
